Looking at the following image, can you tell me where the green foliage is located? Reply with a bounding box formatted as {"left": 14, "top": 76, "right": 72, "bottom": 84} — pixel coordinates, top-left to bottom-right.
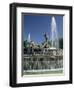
{"left": 59, "top": 38, "right": 63, "bottom": 49}
{"left": 24, "top": 40, "right": 29, "bottom": 48}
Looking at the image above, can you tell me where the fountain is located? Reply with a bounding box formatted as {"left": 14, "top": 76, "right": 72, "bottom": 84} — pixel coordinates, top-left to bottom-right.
{"left": 27, "top": 33, "right": 31, "bottom": 42}
{"left": 50, "top": 16, "right": 59, "bottom": 49}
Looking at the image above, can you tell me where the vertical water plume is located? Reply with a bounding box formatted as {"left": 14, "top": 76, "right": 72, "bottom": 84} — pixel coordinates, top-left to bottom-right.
{"left": 51, "top": 16, "right": 59, "bottom": 49}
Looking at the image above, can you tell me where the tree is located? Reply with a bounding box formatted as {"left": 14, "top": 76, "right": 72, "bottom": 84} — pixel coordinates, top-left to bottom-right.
{"left": 24, "top": 40, "right": 29, "bottom": 48}
{"left": 59, "top": 38, "right": 63, "bottom": 49}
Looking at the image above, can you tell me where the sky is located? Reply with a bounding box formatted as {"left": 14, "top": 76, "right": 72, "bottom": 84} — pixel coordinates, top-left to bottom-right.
{"left": 22, "top": 14, "right": 63, "bottom": 44}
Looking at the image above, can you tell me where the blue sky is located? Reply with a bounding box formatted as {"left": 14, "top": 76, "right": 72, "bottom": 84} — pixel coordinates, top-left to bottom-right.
{"left": 22, "top": 14, "right": 63, "bottom": 44}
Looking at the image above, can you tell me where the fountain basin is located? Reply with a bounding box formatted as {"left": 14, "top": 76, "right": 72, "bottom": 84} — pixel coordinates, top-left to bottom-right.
{"left": 49, "top": 47, "right": 57, "bottom": 50}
